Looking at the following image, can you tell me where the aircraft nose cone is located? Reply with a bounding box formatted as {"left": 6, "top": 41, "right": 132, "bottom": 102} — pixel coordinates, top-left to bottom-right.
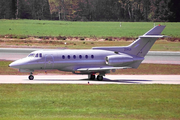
{"left": 9, "top": 61, "right": 19, "bottom": 68}
{"left": 9, "top": 58, "right": 30, "bottom": 69}
{"left": 9, "top": 59, "right": 26, "bottom": 69}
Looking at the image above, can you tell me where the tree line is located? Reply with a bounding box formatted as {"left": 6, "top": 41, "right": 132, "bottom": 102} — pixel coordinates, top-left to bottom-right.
{"left": 0, "top": 0, "right": 51, "bottom": 20}
{"left": 0, "top": 0, "right": 180, "bottom": 22}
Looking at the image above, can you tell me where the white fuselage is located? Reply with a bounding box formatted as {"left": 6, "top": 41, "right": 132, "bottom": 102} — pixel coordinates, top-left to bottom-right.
{"left": 10, "top": 49, "right": 131, "bottom": 73}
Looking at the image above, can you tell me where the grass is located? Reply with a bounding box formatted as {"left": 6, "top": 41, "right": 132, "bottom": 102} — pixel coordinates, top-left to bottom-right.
{"left": 1, "top": 60, "right": 180, "bottom": 75}
{"left": 0, "top": 19, "right": 180, "bottom": 38}
{"left": 0, "top": 39, "right": 131, "bottom": 49}
{"left": 0, "top": 84, "right": 180, "bottom": 120}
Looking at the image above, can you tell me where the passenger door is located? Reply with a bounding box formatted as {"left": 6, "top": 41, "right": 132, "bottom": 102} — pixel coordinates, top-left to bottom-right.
{"left": 44, "top": 55, "right": 54, "bottom": 69}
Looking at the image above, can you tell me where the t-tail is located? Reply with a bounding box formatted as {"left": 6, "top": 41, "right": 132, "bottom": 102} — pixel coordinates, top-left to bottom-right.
{"left": 93, "top": 25, "right": 167, "bottom": 68}
{"left": 93, "top": 25, "right": 166, "bottom": 57}
{"left": 127, "top": 25, "right": 166, "bottom": 57}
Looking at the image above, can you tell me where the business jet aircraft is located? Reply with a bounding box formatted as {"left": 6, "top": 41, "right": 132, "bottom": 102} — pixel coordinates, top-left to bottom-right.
{"left": 9, "top": 25, "right": 166, "bottom": 80}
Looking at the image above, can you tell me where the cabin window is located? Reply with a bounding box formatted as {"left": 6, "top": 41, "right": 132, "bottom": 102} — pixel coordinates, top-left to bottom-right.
{"left": 68, "top": 55, "right": 70, "bottom": 59}
{"left": 60, "top": 54, "right": 94, "bottom": 59}
{"left": 79, "top": 55, "right": 82, "bottom": 59}
{"left": 73, "top": 55, "right": 76, "bottom": 59}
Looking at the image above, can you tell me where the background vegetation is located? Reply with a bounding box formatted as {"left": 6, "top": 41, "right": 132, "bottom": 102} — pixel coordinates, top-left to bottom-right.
{"left": 0, "top": 0, "right": 180, "bottom": 22}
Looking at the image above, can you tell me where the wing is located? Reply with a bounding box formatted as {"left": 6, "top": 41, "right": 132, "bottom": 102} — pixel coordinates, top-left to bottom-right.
{"left": 76, "top": 66, "right": 131, "bottom": 72}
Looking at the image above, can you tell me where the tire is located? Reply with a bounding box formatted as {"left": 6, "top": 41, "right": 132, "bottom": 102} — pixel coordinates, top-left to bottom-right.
{"left": 97, "top": 75, "right": 103, "bottom": 81}
{"left": 88, "top": 74, "right": 96, "bottom": 80}
{"left": 29, "top": 75, "right": 34, "bottom": 80}
{"left": 91, "top": 75, "right": 96, "bottom": 80}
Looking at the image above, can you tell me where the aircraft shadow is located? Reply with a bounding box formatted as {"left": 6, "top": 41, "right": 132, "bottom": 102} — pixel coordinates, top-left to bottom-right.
{"left": 33, "top": 78, "right": 152, "bottom": 84}
{"left": 102, "top": 78, "right": 151, "bottom": 84}
{"left": 81, "top": 78, "right": 151, "bottom": 84}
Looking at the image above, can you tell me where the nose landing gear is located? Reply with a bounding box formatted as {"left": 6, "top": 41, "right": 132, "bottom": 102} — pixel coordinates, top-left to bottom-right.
{"left": 28, "top": 72, "right": 34, "bottom": 80}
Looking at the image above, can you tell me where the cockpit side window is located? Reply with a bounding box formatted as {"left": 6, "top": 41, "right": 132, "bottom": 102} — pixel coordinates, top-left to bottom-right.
{"left": 39, "top": 53, "right": 42, "bottom": 57}
{"left": 35, "top": 53, "right": 38, "bottom": 57}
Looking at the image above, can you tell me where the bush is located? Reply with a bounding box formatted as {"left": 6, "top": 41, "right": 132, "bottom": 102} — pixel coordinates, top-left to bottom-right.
{"left": 80, "top": 37, "right": 85, "bottom": 40}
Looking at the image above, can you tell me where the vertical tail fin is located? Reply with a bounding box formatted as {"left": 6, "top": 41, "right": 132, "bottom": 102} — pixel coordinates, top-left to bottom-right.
{"left": 92, "top": 25, "right": 166, "bottom": 57}
{"left": 127, "top": 25, "right": 166, "bottom": 57}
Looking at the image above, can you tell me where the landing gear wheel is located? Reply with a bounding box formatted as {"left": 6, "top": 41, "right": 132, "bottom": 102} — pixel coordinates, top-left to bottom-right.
{"left": 29, "top": 75, "right": 34, "bottom": 80}
{"left": 97, "top": 75, "right": 103, "bottom": 81}
{"left": 88, "top": 74, "right": 96, "bottom": 80}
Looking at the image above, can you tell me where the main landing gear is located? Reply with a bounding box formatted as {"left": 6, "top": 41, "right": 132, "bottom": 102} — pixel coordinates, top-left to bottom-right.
{"left": 28, "top": 72, "right": 34, "bottom": 80}
{"left": 97, "top": 75, "right": 103, "bottom": 81}
{"left": 88, "top": 74, "right": 96, "bottom": 80}
{"left": 88, "top": 74, "right": 104, "bottom": 81}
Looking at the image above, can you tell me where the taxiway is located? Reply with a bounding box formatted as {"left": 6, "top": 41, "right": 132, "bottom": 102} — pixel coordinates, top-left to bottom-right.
{"left": 0, "top": 75, "right": 180, "bottom": 84}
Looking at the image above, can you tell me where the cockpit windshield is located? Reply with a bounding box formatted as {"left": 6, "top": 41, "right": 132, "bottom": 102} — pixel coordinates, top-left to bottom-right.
{"left": 28, "top": 53, "right": 42, "bottom": 58}
{"left": 28, "top": 53, "right": 35, "bottom": 57}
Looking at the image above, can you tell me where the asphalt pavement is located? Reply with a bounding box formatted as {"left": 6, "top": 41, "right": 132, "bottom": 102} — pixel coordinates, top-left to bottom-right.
{"left": 0, "top": 75, "right": 180, "bottom": 84}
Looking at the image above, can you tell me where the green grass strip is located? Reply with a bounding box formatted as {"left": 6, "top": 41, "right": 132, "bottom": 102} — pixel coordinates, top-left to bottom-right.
{"left": 0, "top": 19, "right": 180, "bottom": 37}
{"left": 0, "top": 84, "right": 179, "bottom": 119}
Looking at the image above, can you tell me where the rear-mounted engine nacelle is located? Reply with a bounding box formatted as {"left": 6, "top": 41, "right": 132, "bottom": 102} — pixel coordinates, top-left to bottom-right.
{"left": 105, "top": 55, "right": 133, "bottom": 66}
